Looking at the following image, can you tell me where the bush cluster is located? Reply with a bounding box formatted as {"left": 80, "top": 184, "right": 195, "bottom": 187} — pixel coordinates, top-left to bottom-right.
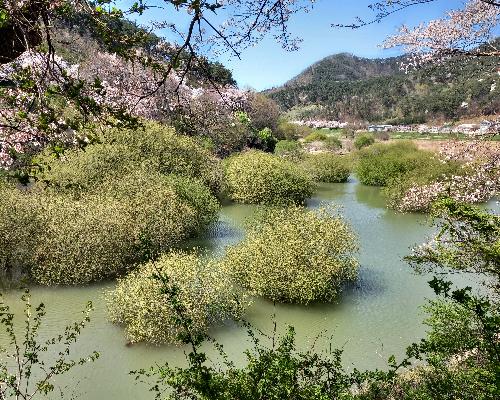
{"left": 303, "top": 131, "right": 328, "bottom": 143}
{"left": 106, "top": 251, "right": 245, "bottom": 344}
{"left": 221, "top": 207, "right": 358, "bottom": 304}
{"left": 1, "top": 124, "right": 222, "bottom": 285}
{"left": 353, "top": 133, "right": 375, "bottom": 150}
{"left": 355, "top": 141, "right": 435, "bottom": 186}
{"left": 274, "top": 140, "right": 303, "bottom": 159}
{"left": 224, "top": 151, "right": 314, "bottom": 205}
{"left": 38, "top": 123, "right": 223, "bottom": 194}
{"left": 302, "top": 154, "right": 350, "bottom": 183}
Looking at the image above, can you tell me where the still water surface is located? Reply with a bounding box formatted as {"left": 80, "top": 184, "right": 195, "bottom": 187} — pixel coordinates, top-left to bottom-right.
{"left": 1, "top": 180, "right": 492, "bottom": 399}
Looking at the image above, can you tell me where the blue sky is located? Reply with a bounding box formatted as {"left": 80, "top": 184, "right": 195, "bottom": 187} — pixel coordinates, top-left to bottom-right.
{"left": 117, "top": 0, "right": 468, "bottom": 90}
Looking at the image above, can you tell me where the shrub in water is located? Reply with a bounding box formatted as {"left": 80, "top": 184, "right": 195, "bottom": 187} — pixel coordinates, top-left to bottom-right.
{"left": 4, "top": 170, "right": 219, "bottom": 285}
{"left": 0, "top": 183, "right": 44, "bottom": 281}
{"left": 353, "top": 133, "right": 375, "bottom": 150}
{"left": 356, "top": 141, "right": 434, "bottom": 186}
{"left": 221, "top": 207, "right": 358, "bottom": 304}
{"left": 106, "top": 251, "right": 245, "bottom": 344}
{"left": 224, "top": 151, "right": 314, "bottom": 205}
{"left": 302, "top": 154, "right": 350, "bottom": 183}
{"left": 383, "top": 160, "right": 465, "bottom": 211}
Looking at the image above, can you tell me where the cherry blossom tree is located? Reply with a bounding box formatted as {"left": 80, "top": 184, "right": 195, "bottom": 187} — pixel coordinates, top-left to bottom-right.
{"left": 0, "top": 1, "right": 316, "bottom": 169}
{"left": 383, "top": 0, "right": 499, "bottom": 68}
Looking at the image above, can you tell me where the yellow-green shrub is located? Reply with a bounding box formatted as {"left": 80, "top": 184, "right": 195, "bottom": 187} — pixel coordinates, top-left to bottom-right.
{"left": 0, "top": 170, "right": 219, "bottom": 285}
{"left": 302, "top": 154, "right": 350, "bottom": 183}
{"left": 221, "top": 207, "right": 358, "bottom": 304}
{"left": 103, "top": 123, "right": 222, "bottom": 192}
{"left": 224, "top": 151, "right": 314, "bottom": 205}
{"left": 355, "top": 141, "right": 435, "bottom": 186}
{"left": 106, "top": 251, "right": 245, "bottom": 344}
{"left": 38, "top": 123, "right": 222, "bottom": 195}
{"left": 0, "top": 184, "right": 44, "bottom": 280}
{"left": 31, "top": 171, "right": 219, "bottom": 285}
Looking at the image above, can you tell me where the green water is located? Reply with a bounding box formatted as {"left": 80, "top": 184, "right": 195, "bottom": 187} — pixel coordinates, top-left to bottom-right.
{"left": 1, "top": 181, "right": 492, "bottom": 399}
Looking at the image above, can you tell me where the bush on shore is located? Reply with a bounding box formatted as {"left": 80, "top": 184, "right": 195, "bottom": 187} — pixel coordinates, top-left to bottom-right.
{"left": 355, "top": 141, "right": 435, "bottom": 186}
{"left": 353, "top": 133, "right": 375, "bottom": 150}
{"left": 221, "top": 207, "right": 358, "bottom": 304}
{"left": 302, "top": 154, "right": 350, "bottom": 183}
{"left": 224, "top": 151, "right": 314, "bottom": 205}
{"left": 303, "top": 131, "right": 328, "bottom": 143}
{"left": 274, "top": 140, "right": 303, "bottom": 159}
{"left": 106, "top": 251, "right": 245, "bottom": 344}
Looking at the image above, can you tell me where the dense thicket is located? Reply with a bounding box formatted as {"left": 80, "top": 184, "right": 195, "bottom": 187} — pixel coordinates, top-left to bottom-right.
{"left": 221, "top": 207, "right": 358, "bottom": 304}
{"left": 224, "top": 151, "right": 314, "bottom": 205}
{"left": 0, "top": 125, "right": 220, "bottom": 285}
{"left": 355, "top": 141, "right": 436, "bottom": 186}
{"left": 106, "top": 251, "right": 245, "bottom": 344}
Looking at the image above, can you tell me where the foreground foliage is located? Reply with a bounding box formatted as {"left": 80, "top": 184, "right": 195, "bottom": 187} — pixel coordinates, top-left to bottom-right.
{"left": 222, "top": 207, "right": 358, "bottom": 304}
{"left": 224, "top": 151, "right": 314, "bottom": 205}
{"left": 106, "top": 251, "right": 245, "bottom": 344}
{"left": 0, "top": 291, "right": 99, "bottom": 399}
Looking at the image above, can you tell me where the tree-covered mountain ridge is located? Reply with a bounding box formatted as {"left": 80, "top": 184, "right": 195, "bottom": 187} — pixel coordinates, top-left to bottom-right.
{"left": 266, "top": 49, "right": 500, "bottom": 124}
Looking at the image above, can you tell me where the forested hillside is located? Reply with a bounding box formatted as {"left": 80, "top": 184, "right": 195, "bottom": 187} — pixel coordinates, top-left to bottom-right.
{"left": 267, "top": 50, "right": 500, "bottom": 123}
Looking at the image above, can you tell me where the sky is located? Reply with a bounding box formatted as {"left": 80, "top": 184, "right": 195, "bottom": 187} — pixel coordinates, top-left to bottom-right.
{"left": 117, "top": 0, "right": 469, "bottom": 90}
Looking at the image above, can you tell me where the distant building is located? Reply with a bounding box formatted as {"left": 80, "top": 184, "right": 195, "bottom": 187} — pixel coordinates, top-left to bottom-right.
{"left": 368, "top": 125, "right": 393, "bottom": 132}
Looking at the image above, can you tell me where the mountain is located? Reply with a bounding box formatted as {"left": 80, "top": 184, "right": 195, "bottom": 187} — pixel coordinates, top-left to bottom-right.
{"left": 266, "top": 51, "right": 500, "bottom": 124}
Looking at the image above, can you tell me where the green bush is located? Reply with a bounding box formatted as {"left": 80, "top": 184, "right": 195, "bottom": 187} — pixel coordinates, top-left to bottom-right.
{"left": 224, "top": 151, "right": 314, "bottom": 205}
{"left": 39, "top": 123, "right": 222, "bottom": 194}
{"left": 221, "top": 207, "right": 358, "bottom": 304}
{"left": 0, "top": 184, "right": 44, "bottom": 282}
{"left": 353, "top": 133, "right": 375, "bottom": 150}
{"left": 302, "top": 154, "right": 350, "bottom": 183}
{"left": 0, "top": 170, "right": 219, "bottom": 285}
{"left": 303, "top": 131, "right": 328, "bottom": 143}
{"left": 355, "top": 141, "right": 435, "bottom": 186}
{"left": 106, "top": 251, "right": 245, "bottom": 344}
{"left": 274, "top": 140, "right": 303, "bottom": 159}
{"left": 276, "top": 121, "right": 312, "bottom": 141}
{"left": 324, "top": 136, "right": 342, "bottom": 150}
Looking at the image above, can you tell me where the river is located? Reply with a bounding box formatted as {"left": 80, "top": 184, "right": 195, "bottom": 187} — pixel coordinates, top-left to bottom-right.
{"left": 1, "top": 180, "right": 493, "bottom": 399}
